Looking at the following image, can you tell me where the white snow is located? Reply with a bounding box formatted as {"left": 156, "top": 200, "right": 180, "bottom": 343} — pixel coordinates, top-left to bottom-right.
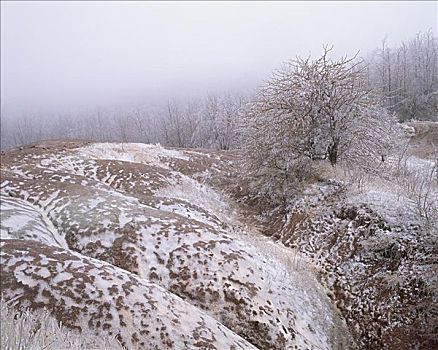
{"left": 52, "top": 271, "right": 73, "bottom": 284}
{"left": 156, "top": 175, "right": 234, "bottom": 226}
{"left": 77, "top": 142, "right": 190, "bottom": 167}
{"left": 1, "top": 196, "right": 69, "bottom": 249}
{"left": 118, "top": 210, "right": 132, "bottom": 227}
{"left": 1, "top": 214, "right": 33, "bottom": 231}
{"left": 87, "top": 197, "right": 106, "bottom": 210}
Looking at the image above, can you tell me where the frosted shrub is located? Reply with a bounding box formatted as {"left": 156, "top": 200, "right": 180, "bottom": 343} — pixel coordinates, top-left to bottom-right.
{"left": 400, "top": 158, "right": 438, "bottom": 226}
{"left": 0, "top": 299, "right": 123, "bottom": 350}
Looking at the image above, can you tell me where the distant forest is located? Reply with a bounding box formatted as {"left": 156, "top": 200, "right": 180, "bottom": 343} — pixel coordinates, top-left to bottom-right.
{"left": 1, "top": 31, "right": 436, "bottom": 151}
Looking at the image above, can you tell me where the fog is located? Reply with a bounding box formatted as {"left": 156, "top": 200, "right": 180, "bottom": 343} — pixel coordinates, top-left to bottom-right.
{"left": 1, "top": 1, "right": 437, "bottom": 117}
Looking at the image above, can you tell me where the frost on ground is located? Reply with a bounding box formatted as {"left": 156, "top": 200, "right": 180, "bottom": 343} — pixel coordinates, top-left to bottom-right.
{"left": 240, "top": 125, "right": 437, "bottom": 349}
{"left": 0, "top": 140, "right": 355, "bottom": 350}
{"left": 1, "top": 239, "right": 256, "bottom": 350}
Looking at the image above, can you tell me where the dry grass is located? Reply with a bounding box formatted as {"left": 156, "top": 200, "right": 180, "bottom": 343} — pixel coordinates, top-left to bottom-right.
{"left": 0, "top": 299, "right": 123, "bottom": 350}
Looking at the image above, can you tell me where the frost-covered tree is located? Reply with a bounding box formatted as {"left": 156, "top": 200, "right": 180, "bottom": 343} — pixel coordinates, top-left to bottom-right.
{"left": 192, "top": 94, "right": 243, "bottom": 150}
{"left": 240, "top": 47, "right": 404, "bottom": 199}
{"left": 367, "top": 31, "right": 438, "bottom": 121}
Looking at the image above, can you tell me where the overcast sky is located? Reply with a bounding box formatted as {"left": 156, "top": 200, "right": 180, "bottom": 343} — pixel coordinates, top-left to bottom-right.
{"left": 1, "top": 1, "right": 437, "bottom": 117}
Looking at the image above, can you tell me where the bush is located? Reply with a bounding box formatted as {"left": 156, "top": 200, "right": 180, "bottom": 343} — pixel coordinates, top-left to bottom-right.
{"left": 0, "top": 299, "right": 123, "bottom": 350}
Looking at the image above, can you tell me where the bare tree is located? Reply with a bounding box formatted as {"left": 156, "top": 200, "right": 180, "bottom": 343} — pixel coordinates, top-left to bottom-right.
{"left": 367, "top": 31, "right": 438, "bottom": 121}
{"left": 191, "top": 94, "right": 243, "bottom": 150}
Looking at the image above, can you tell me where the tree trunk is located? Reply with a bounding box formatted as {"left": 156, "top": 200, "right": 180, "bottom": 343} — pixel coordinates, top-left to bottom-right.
{"left": 327, "top": 138, "right": 339, "bottom": 166}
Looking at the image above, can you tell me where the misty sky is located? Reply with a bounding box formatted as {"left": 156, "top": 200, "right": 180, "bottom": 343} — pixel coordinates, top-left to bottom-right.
{"left": 1, "top": 1, "right": 437, "bottom": 117}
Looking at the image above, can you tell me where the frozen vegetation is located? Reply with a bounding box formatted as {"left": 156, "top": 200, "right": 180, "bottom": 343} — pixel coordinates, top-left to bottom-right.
{"left": 1, "top": 39, "right": 436, "bottom": 349}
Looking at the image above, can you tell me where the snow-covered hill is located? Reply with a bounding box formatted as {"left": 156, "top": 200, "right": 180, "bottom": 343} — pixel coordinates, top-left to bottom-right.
{"left": 0, "top": 141, "right": 355, "bottom": 349}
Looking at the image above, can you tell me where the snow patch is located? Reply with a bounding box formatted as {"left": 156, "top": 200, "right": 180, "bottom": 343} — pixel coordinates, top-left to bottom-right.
{"left": 77, "top": 143, "right": 189, "bottom": 168}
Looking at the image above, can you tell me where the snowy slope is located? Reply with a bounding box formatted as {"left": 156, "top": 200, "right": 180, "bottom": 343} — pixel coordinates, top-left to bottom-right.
{"left": 0, "top": 141, "right": 355, "bottom": 350}
{"left": 1, "top": 239, "right": 256, "bottom": 350}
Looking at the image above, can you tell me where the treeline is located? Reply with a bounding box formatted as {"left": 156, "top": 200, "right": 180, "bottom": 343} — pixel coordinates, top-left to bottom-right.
{"left": 0, "top": 94, "right": 244, "bottom": 151}
{"left": 367, "top": 30, "right": 437, "bottom": 121}
{"left": 1, "top": 31, "right": 436, "bottom": 151}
